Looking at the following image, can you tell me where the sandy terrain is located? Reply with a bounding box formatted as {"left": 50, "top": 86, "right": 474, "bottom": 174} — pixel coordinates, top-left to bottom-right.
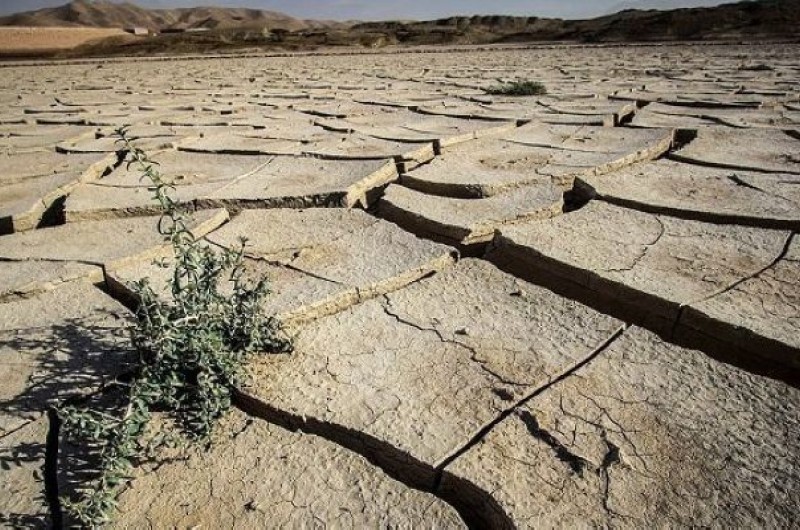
{"left": 0, "top": 26, "right": 125, "bottom": 52}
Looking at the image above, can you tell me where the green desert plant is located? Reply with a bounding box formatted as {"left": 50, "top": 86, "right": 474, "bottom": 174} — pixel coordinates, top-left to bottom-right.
{"left": 58, "top": 126, "right": 291, "bottom": 527}
{"left": 485, "top": 79, "right": 547, "bottom": 96}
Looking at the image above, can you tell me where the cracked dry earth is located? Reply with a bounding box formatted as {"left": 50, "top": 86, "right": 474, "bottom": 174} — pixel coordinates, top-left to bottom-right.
{"left": 1, "top": 42, "right": 799, "bottom": 528}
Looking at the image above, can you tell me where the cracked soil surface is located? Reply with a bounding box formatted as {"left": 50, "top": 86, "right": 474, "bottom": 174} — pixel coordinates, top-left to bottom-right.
{"left": 0, "top": 42, "right": 798, "bottom": 528}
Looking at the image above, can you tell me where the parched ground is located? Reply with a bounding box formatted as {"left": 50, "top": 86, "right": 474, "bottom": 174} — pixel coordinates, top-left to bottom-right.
{"left": 0, "top": 42, "right": 799, "bottom": 528}
{"left": 0, "top": 27, "right": 127, "bottom": 53}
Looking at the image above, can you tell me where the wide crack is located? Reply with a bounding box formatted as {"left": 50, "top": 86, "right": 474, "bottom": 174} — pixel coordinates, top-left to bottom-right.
{"left": 233, "top": 391, "right": 515, "bottom": 530}
{"left": 44, "top": 408, "right": 63, "bottom": 529}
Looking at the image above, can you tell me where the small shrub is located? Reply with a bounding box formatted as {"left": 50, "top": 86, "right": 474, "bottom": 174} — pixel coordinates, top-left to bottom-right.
{"left": 738, "top": 63, "right": 773, "bottom": 72}
{"left": 58, "top": 126, "right": 291, "bottom": 526}
{"left": 485, "top": 79, "right": 547, "bottom": 96}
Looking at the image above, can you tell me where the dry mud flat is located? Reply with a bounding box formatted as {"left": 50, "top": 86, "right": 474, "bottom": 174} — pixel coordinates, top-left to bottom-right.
{"left": 0, "top": 43, "right": 799, "bottom": 527}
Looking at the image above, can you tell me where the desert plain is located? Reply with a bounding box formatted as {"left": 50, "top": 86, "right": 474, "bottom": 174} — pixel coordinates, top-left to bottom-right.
{"left": 0, "top": 42, "right": 799, "bottom": 527}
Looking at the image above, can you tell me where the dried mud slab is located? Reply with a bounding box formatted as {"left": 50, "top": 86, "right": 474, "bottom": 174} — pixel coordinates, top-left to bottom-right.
{"left": 109, "top": 209, "right": 455, "bottom": 326}
{"left": 0, "top": 172, "right": 80, "bottom": 234}
{"left": 63, "top": 151, "right": 276, "bottom": 219}
{"left": 0, "top": 260, "right": 100, "bottom": 302}
{"left": 56, "top": 135, "right": 179, "bottom": 154}
{"left": 379, "top": 183, "right": 563, "bottom": 248}
{"left": 65, "top": 181, "right": 231, "bottom": 221}
{"left": 441, "top": 327, "right": 800, "bottom": 528}
{"left": 83, "top": 112, "right": 170, "bottom": 128}
{"left": 114, "top": 411, "right": 465, "bottom": 528}
{"left": 401, "top": 139, "right": 560, "bottom": 197}
{"left": 0, "top": 115, "right": 27, "bottom": 126}
{"left": 177, "top": 134, "right": 303, "bottom": 156}
{"left": 0, "top": 152, "right": 113, "bottom": 233}
{"left": 302, "top": 133, "right": 435, "bottom": 172}
{"left": 106, "top": 253, "right": 339, "bottom": 327}
{"left": 241, "top": 260, "right": 622, "bottom": 484}
{"left": 0, "top": 125, "right": 91, "bottom": 154}
{"left": 629, "top": 109, "right": 724, "bottom": 129}
{"left": 201, "top": 156, "right": 398, "bottom": 209}
{"left": 383, "top": 259, "right": 623, "bottom": 388}
{"left": 355, "top": 116, "right": 517, "bottom": 149}
{"left": 548, "top": 127, "right": 676, "bottom": 164}
{"left": 206, "top": 208, "right": 379, "bottom": 257}
{"left": 234, "top": 120, "right": 329, "bottom": 143}
{"left": 408, "top": 118, "right": 519, "bottom": 149}
{"left": 577, "top": 159, "right": 800, "bottom": 230}
{"left": 294, "top": 100, "right": 407, "bottom": 120}
{"left": 680, "top": 235, "right": 800, "bottom": 368}
{"left": 101, "top": 150, "right": 276, "bottom": 188}
{"left": 636, "top": 102, "right": 791, "bottom": 128}
{"left": 207, "top": 209, "right": 455, "bottom": 282}
{"left": 400, "top": 125, "right": 671, "bottom": 200}
{"left": 505, "top": 124, "right": 673, "bottom": 171}
{"left": 0, "top": 151, "right": 114, "bottom": 183}
{"left": 158, "top": 114, "right": 234, "bottom": 128}
{"left": 414, "top": 100, "right": 519, "bottom": 123}
{"left": 611, "top": 90, "right": 765, "bottom": 108}
{"left": 23, "top": 104, "right": 86, "bottom": 116}
{"left": 92, "top": 124, "right": 184, "bottom": 141}
{"left": 453, "top": 98, "right": 632, "bottom": 126}
{"left": 492, "top": 201, "right": 790, "bottom": 337}
{"left": 538, "top": 100, "right": 637, "bottom": 124}
{"left": 670, "top": 128, "right": 800, "bottom": 173}
{"left": 34, "top": 114, "right": 86, "bottom": 126}
{"left": 0, "top": 208, "right": 226, "bottom": 265}
{"left": 0, "top": 209, "right": 228, "bottom": 297}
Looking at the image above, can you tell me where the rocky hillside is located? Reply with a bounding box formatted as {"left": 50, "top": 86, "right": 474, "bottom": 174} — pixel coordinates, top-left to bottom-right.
{"left": 353, "top": 0, "right": 800, "bottom": 43}
{"left": 0, "top": 0, "right": 342, "bottom": 32}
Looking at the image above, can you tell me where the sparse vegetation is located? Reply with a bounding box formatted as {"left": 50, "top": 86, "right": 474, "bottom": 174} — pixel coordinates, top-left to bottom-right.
{"left": 738, "top": 63, "right": 773, "bottom": 71}
{"left": 58, "top": 127, "right": 291, "bottom": 526}
{"left": 485, "top": 80, "right": 547, "bottom": 96}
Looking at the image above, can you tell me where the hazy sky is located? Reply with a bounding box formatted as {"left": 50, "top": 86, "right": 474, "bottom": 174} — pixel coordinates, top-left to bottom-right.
{"left": 0, "top": 0, "right": 732, "bottom": 21}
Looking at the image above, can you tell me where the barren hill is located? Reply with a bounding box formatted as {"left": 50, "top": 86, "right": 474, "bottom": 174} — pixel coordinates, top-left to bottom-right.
{"left": 0, "top": 0, "right": 341, "bottom": 32}
{"left": 353, "top": 0, "right": 800, "bottom": 44}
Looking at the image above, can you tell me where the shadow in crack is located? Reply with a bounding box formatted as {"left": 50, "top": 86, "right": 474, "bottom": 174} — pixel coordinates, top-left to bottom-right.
{"left": 0, "top": 439, "right": 45, "bottom": 470}
{"left": 517, "top": 409, "right": 591, "bottom": 476}
{"left": 0, "top": 315, "right": 132, "bottom": 432}
{"left": 0, "top": 419, "right": 49, "bottom": 528}
{"left": 0, "top": 312, "right": 132, "bottom": 527}
{"left": 56, "top": 389, "right": 134, "bottom": 527}
{"left": 0, "top": 513, "right": 48, "bottom": 529}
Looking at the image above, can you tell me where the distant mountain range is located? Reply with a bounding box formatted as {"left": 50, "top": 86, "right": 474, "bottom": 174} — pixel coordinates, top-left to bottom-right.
{"left": 0, "top": 0, "right": 343, "bottom": 32}
{"left": 606, "top": 0, "right": 735, "bottom": 14}
{"left": 0, "top": 0, "right": 797, "bottom": 58}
